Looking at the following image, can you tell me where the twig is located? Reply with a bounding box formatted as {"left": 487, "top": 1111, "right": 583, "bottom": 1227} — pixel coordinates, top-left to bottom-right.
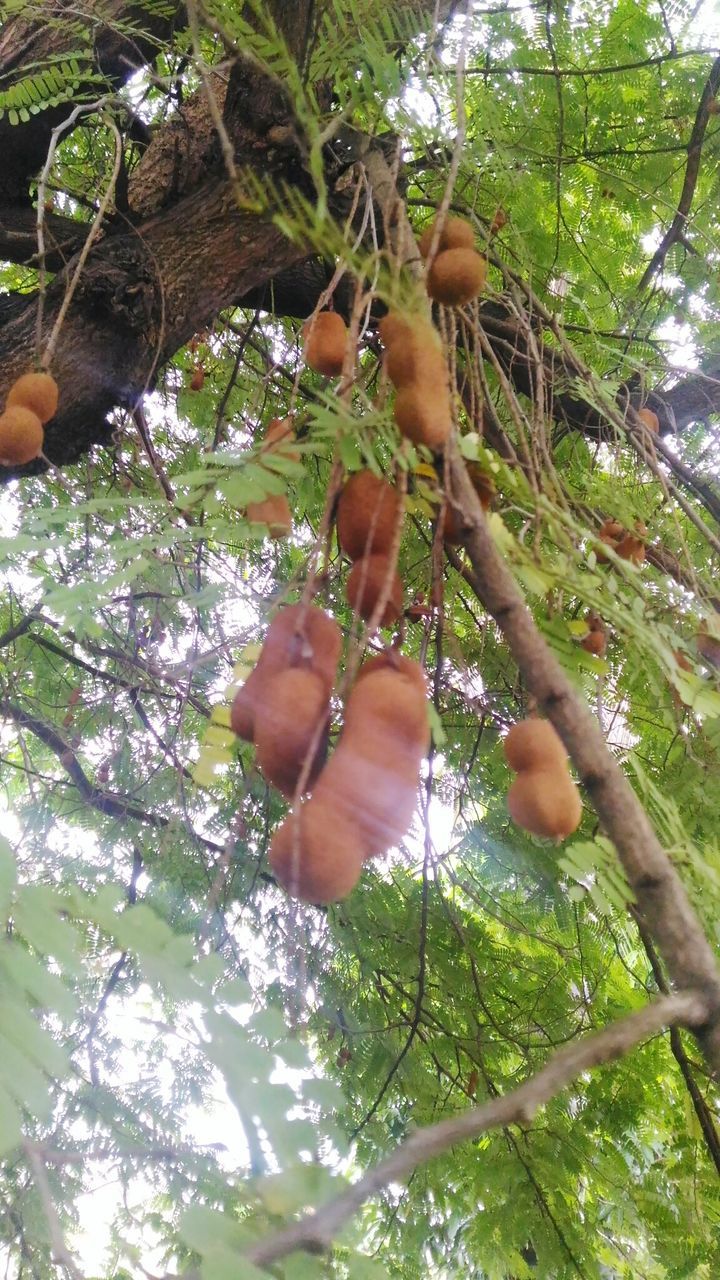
{"left": 40, "top": 113, "right": 124, "bottom": 370}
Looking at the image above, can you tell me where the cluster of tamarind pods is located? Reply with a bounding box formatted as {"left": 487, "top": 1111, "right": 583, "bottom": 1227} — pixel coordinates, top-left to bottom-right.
{"left": 0, "top": 370, "right": 58, "bottom": 465}
{"left": 1, "top": 214, "right": 704, "bottom": 903}
{"left": 229, "top": 595, "right": 430, "bottom": 903}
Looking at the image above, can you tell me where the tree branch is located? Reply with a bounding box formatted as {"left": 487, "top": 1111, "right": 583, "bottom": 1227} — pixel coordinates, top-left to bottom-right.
{"left": 445, "top": 440, "right": 720, "bottom": 1069}
{"left": 637, "top": 53, "right": 720, "bottom": 290}
{"left": 242, "top": 993, "right": 707, "bottom": 1265}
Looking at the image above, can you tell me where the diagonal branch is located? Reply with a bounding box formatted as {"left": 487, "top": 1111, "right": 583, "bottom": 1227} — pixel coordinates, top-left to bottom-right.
{"left": 0, "top": 698, "right": 224, "bottom": 852}
{"left": 242, "top": 993, "right": 707, "bottom": 1266}
{"left": 637, "top": 53, "right": 720, "bottom": 291}
{"left": 445, "top": 439, "right": 720, "bottom": 1070}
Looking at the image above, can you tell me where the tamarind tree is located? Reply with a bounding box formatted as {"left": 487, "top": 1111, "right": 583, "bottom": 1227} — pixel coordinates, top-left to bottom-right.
{"left": 1, "top": 0, "right": 720, "bottom": 1275}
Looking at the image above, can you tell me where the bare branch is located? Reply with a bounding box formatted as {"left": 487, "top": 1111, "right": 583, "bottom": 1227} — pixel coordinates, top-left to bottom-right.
{"left": 637, "top": 53, "right": 720, "bottom": 290}
{"left": 445, "top": 439, "right": 720, "bottom": 1070}
{"left": 243, "top": 993, "right": 707, "bottom": 1266}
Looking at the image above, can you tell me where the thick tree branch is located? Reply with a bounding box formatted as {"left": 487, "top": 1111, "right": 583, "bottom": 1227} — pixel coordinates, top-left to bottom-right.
{"left": 242, "top": 993, "right": 707, "bottom": 1266}
{"left": 445, "top": 440, "right": 720, "bottom": 1070}
{"left": 0, "top": 207, "right": 86, "bottom": 269}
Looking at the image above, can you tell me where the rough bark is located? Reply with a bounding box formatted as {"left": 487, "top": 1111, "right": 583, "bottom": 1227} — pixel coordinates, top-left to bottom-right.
{"left": 0, "top": 0, "right": 186, "bottom": 205}
{"left": 1, "top": 0, "right": 719, "bottom": 484}
{"left": 0, "top": 187, "right": 308, "bottom": 468}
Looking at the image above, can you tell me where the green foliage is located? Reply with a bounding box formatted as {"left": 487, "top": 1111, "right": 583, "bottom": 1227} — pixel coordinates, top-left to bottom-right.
{"left": 2, "top": 0, "right": 720, "bottom": 1277}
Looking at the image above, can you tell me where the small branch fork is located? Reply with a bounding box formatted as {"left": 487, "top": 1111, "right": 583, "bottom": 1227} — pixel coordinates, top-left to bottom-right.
{"left": 241, "top": 993, "right": 706, "bottom": 1266}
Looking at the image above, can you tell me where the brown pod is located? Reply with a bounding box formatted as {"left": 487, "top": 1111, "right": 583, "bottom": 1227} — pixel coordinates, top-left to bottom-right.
{"left": 246, "top": 494, "right": 292, "bottom": 539}
{"left": 230, "top": 604, "right": 342, "bottom": 742}
{"left": 313, "top": 664, "right": 429, "bottom": 858}
{"left": 599, "top": 519, "right": 624, "bottom": 540}
{"left": 0, "top": 406, "right": 44, "bottom": 465}
{"left": 230, "top": 671, "right": 262, "bottom": 741}
{"left": 616, "top": 534, "right": 645, "bottom": 565}
{"left": 394, "top": 386, "right": 451, "bottom": 451}
{"left": 254, "top": 668, "right": 328, "bottom": 797}
{"left": 595, "top": 519, "right": 623, "bottom": 563}
{"left": 303, "top": 311, "right": 348, "bottom": 377}
{"left": 7, "top": 371, "right": 59, "bottom": 423}
{"left": 427, "top": 249, "right": 487, "bottom": 306}
{"left": 269, "top": 800, "right": 364, "bottom": 903}
{"left": 260, "top": 603, "right": 342, "bottom": 696}
{"left": 262, "top": 416, "right": 300, "bottom": 463}
{"left": 384, "top": 327, "right": 446, "bottom": 391}
{"left": 418, "top": 215, "right": 475, "bottom": 258}
{"left": 378, "top": 312, "right": 415, "bottom": 350}
{"left": 347, "top": 555, "right": 404, "bottom": 627}
{"left": 355, "top": 652, "right": 427, "bottom": 694}
{"left": 581, "top": 630, "right": 607, "bottom": 657}
{"left": 315, "top": 748, "right": 421, "bottom": 859}
{"left": 637, "top": 407, "right": 659, "bottom": 433}
{"left": 507, "top": 769, "right": 582, "bottom": 841}
{"left": 336, "top": 470, "right": 401, "bottom": 561}
{"left": 189, "top": 366, "right": 205, "bottom": 391}
{"left": 345, "top": 668, "right": 430, "bottom": 753}
{"left": 503, "top": 719, "right": 567, "bottom": 774}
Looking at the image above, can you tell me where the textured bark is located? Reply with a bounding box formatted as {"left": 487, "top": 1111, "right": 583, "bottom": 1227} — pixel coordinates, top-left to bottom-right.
{"left": 0, "top": 185, "right": 307, "bottom": 469}
{"left": 1, "top": 0, "right": 719, "bottom": 484}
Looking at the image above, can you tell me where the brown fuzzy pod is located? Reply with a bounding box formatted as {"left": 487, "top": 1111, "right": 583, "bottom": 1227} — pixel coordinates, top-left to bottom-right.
{"left": 378, "top": 312, "right": 415, "bottom": 350}
{"left": 393, "top": 385, "right": 451, "bottom": 451}
{"left": 418, "top": 215, "right": 475, "bottom": 258}
{"left": 355, "top": 652, "right": 427, "bottom": 694}
{"left": 507, "top": 769, "right": 582, "bottom": 840}
{"left": 503, "top": 719, "right": 567, "bottom": 774}
{"left": 254, "top": 668, "right": 328, "bottom": 797}
{"left": 345, "top": 668, "right": 430, "bottom": 754}
{"left": 427, "top": 248, "right": 487, "bottom": 305}
{"left": 384, "top": 327, "right": 445, "bottom": 391}
{"left": 246, "top": 494, "right": 292, "bottom": 539}
{"left": 347, "top": 555, "right": 404, "bottom": 626}
{"left": 269, "top": 800, "right": 364, "bottom": 903}
{"left": 230, "top": 670, "right": 262, "bottom": 740}
{"left": 7, "top": 371, "right": 59, "bottom": 423}
{"left": 313, "top": 664, "right": 429, "bottom": 858}
{"left": 336, "top": 471, "right": 401, "bottom": 561}
{"left": 303, "top": 311, "right": 348, "bottom": 377}
{"left": 230, "top": 604, "right": 341, "bottom": 741}
{"left": 315, "top": 747, "right": 421, "bottom": 859}
{"left": 637, "top": 407, "right": 659, "bottom": 433}
{"left": 599, "top": 519, "right": 624, "bottom": 540}
{"left": 581, "top": 629, "right": 607, "bottom": 657}
{"left": 262, "top": 416, "right": 301, "bottom": 463}
{"left": 615, "top": 534, "right": 645, "bottom": 565}
{"left": 0, "top": 406, "right": 44, "bottom": 465}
